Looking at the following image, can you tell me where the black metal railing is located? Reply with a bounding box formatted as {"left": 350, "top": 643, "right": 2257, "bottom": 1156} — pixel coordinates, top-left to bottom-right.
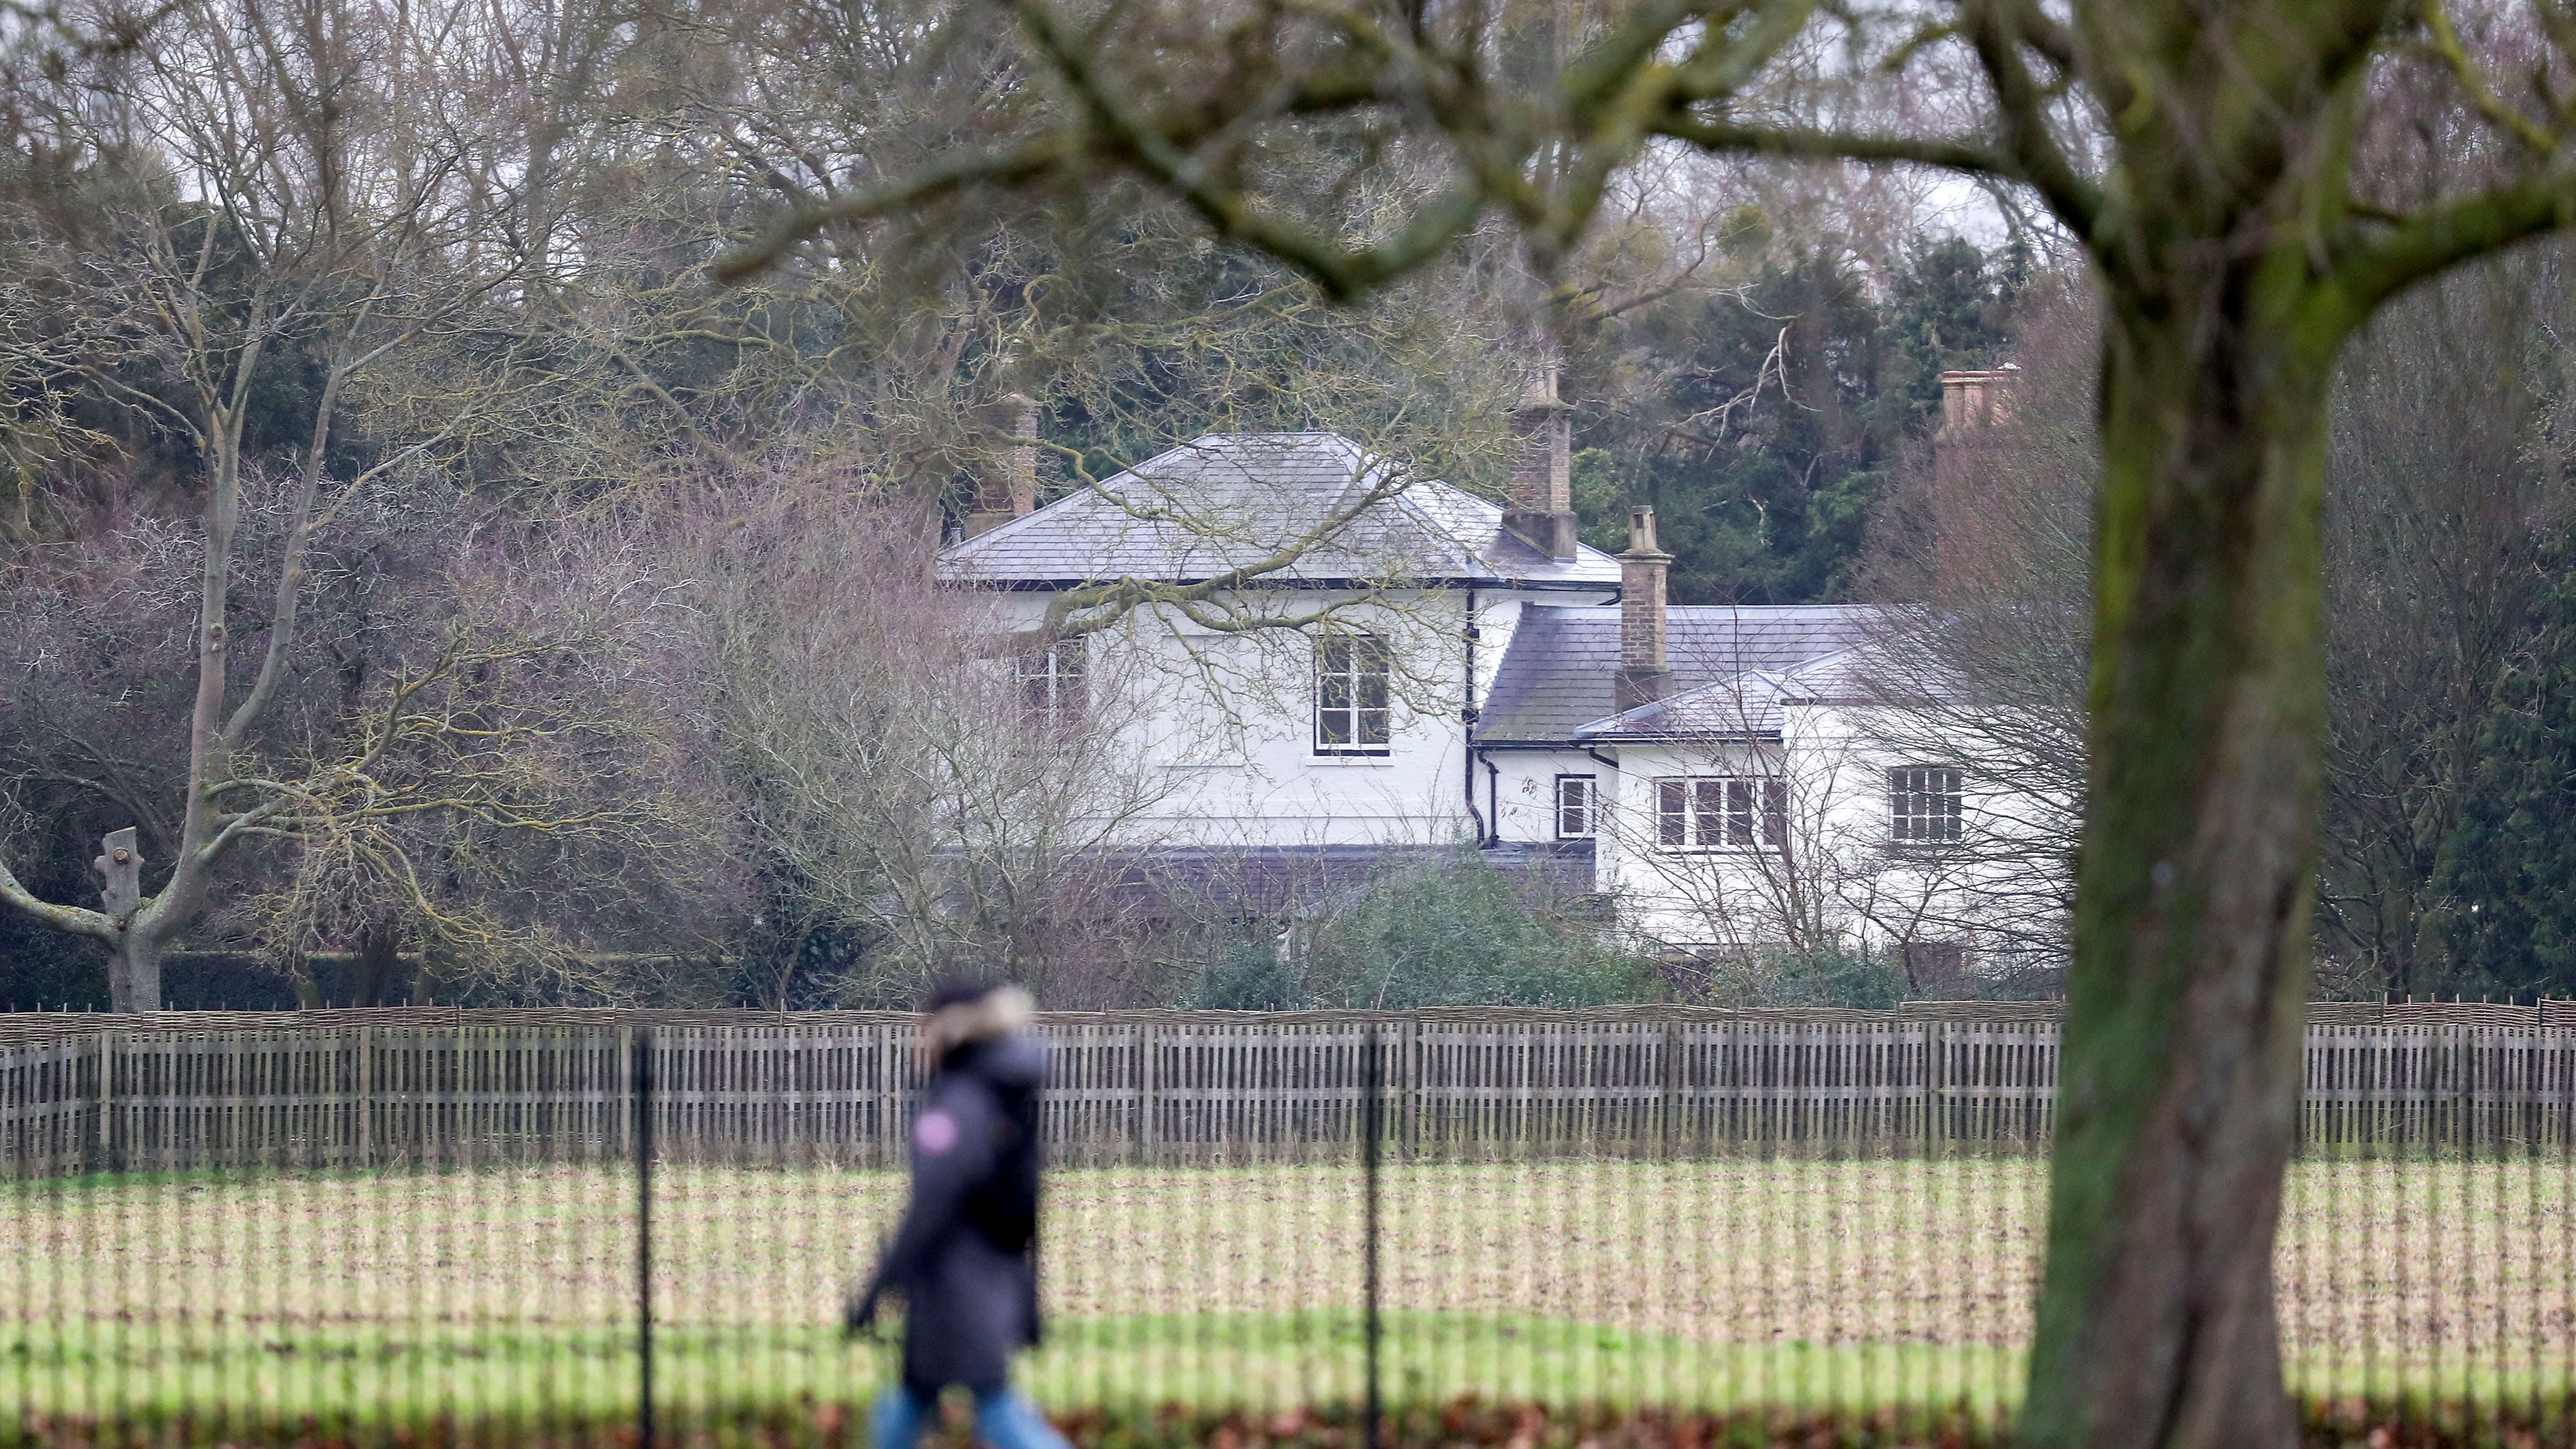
{"left": 2, "top": 1005, "right": 2571, "bottom": 1448}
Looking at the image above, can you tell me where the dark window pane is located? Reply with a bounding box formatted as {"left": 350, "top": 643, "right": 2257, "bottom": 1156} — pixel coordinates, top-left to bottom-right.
{"left": 1891, "top": 765, "right": 1961, "bottom": 843}
{"left": 1658, "top": 780, "right": 1686, "bottom": 847}
{"left": 1557, "top": 777, "right": 1592, "bottom": 838}
{"left": 1316, "top": 635, "right": 1388, "bottom": 753}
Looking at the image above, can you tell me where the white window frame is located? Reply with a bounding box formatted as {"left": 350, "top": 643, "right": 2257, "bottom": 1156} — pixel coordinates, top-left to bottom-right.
{"left": 1889, "top": 765, "right": 1965, "bottom": 846}
{"left": 1313, "top": 634, "right": 1392, "bottom": 756}
{"left": 1554, "top": 775, "right": 1597, "bottom": 840}
{"left": 1654, "top": 775, "right": 1786, "bottom": 852}
{"left": 1016, "top": 634, "right": 1087, "bottom": 727}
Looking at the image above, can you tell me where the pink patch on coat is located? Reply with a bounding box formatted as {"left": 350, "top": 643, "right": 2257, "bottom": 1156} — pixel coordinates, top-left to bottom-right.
{"left": 913, "top": 1108, "right": 961, "bottom": 1155}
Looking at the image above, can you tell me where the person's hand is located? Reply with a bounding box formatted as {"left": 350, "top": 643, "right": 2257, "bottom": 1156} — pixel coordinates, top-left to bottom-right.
{"left": 844, "top": 1288, "right": 880, "bottom": 1338}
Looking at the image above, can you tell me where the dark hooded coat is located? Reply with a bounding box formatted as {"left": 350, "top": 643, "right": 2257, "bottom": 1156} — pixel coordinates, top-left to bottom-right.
{"left": 865, "top": 1033, "right": 1047, "bottom": 1393}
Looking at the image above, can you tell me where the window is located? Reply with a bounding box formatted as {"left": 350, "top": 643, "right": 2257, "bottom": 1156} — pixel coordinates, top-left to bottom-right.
{"left": 1890, "top": 766, "right": 1964, "bottom": 845}
{"left": 1016, "top": 635, "right": 1086, "bottom": 726}
{"left": 1554, "top": 775, "right": 1597, "bottom": 840}
{"left": 1655, "top": 776, "right": 1786, "bottom": 850}
{"left": 1314, "top": 634, "right": 1392, "bottom": 754}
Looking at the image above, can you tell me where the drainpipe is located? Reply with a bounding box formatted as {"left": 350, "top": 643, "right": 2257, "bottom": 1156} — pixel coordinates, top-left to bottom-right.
{"left": 1463, "top": 589, "right": 1486, "bottom": 844}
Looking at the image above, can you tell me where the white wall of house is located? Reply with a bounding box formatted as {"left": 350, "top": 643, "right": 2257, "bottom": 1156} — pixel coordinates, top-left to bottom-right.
{"left": 983, "top": 584, "right": 1609, "bottom": 849}
{"left": 1593, "top": 701, "right": 2053, "bottom": 959}
{"left": 971, "top": 575, "right": 2060, "bottom": 964}
{"left": 1484, "top": 749, "right": 1605, "bottom": 847}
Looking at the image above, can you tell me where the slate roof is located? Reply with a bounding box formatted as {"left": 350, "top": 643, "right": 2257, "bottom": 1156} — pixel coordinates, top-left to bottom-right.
{"left": 1570, "top": 661, "right": 1820, "bottom": 741}
{"left": 1476, "top": 605, "right": 1880, "bottom": 744}
{"left": 936, "top": 433, "right": 1622, "bottom": 589}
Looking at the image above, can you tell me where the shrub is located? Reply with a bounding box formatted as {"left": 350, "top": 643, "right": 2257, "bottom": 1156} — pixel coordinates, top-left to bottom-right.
{"left": 1285, "top": 850, "right": 1652, "bottom": 1008}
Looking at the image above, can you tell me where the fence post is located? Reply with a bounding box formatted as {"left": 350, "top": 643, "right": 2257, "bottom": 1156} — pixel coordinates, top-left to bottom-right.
{"left": 1137, "top": 1021, "right": 1158, "bottom": 1166}
{"left": 878, "top": 1020, "right": 896, "bottom": 1168}
{"left": 357, "top": 1025, "right": 374, "bottom": 1166}
{"left": 1401, "top": 1015, "right": 1421, "bottom": 1157}
{"left": 2449, "top": 1024, "right": 2468, "bottom": 1154}
{"left": 634, "top": 1024, "right": 655, "bottom": 1449}
{"left": 1361, "top": 1017, "right": 1383, "bottom": 1449}
{"left": 1659, "top": 1021, "right": 1680, "bottom": 1159}
{"left": 94, "top": 1029, "right": 112, "bottom": 1172}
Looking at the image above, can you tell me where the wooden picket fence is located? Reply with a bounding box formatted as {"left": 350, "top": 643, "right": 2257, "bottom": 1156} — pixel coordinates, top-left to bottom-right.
{"left": 2, "top": 1002, "right": 2570, "bottom": 1176}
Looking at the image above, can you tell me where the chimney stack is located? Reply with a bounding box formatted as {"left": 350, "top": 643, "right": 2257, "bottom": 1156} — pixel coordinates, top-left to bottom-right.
{"left": 1502, "top": 363, "right": 1580, "bottom": 561}
{"left": 1933, "top": 367, "right": 2014, "bottom": 579}
{"left": 1614, "top": 505, "right": 1676, "bottom": 713}
{"left": 962, "top": 392, "right": 1043, "bottom": 540}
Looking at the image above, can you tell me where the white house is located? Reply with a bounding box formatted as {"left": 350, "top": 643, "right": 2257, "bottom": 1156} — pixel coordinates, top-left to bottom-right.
{"left": 934, "top": 372, "right": 2059, "bottom": 977}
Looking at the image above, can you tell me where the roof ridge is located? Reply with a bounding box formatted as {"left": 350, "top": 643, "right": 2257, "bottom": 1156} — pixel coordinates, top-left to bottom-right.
{"left": 936, "top": 427, "right": 1623, "bottom": 588}
{"left": 1317, "top": 435, "right": 1388, "bottom": 517}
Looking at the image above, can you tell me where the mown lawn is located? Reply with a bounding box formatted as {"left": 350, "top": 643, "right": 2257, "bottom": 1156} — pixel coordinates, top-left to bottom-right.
{"left": 3, "top": 1312, "right": 2029, "bottom": 1423}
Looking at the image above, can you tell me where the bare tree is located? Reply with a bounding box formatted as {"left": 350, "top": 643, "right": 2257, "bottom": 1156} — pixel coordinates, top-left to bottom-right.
{"left": 0, "top": 0, "right": 592, "bottom": 1007}
{"left": 655, "top": 470, "right": 1182, "bottom": 1009}
{"left": 206, "top": 523, "right": 734, "bottom": 1006}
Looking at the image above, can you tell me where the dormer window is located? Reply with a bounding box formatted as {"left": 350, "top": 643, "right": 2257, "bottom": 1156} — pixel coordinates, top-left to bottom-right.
{"left": 1315, "top": 634, "right": 1392, "bottom": 755}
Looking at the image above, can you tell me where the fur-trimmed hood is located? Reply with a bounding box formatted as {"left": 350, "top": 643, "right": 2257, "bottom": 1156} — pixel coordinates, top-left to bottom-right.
{"left": 927, "top": 984, "right": 1035, "bottom": 1051}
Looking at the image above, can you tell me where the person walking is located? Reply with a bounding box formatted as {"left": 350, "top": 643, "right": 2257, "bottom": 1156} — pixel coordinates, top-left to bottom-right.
{"left": 847, "top": 979, "right": 1069, "bottom": 1449}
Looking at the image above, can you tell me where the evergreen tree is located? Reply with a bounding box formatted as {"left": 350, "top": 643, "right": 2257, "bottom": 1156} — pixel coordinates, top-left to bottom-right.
{"left": 1575, "top": 235, "right": 2021, "bottom": 604}
{"left": 2436, "top": 543, "right": 2576, "bottom": 995}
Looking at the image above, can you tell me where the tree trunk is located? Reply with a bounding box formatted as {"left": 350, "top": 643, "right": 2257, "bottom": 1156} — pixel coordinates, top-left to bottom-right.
{"left": 107, "top": 934, "right": 165, "bottom": 1014}
{"left": 351, "top": 920, "right": 403, "bottom": 1007}
{"left": 2018, "top": 273, "right": 2333, "bottom": 1449}
{"left": 289, "top": 957, "right": 326, "bottom": 1010}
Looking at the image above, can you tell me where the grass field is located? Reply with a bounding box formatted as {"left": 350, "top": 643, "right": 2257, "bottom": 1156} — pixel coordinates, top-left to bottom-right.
{"left": 3, "top": 1158, "right": 2571, "bottom": 1433}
